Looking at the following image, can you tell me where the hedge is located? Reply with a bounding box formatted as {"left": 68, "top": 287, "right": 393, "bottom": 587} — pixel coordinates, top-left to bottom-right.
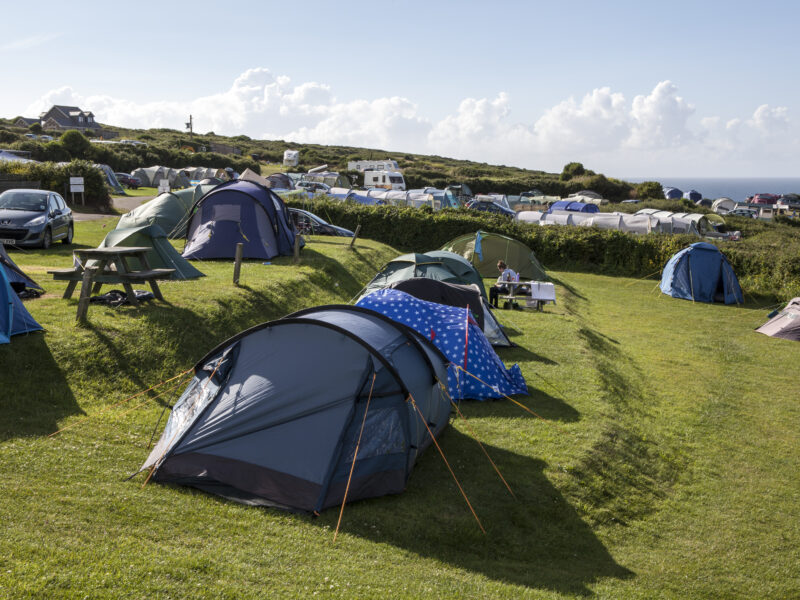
{"left": 0, "top": 160, "right": 112, "bottom": 211}
{"left": 286, "top": 199, "right": 800, "bottom": 300}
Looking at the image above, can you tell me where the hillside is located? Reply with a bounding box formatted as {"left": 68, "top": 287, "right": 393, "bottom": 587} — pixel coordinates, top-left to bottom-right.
{"left": 1, "top": 117, "right": 639, "bottom": 200}
{"left": 1, "top": 221, "right": 798, "bottom": 598}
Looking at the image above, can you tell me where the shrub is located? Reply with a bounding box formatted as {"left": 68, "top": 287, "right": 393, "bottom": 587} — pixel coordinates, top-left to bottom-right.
{"left": 0, "top": 160, "right": 111, "bottom": 211}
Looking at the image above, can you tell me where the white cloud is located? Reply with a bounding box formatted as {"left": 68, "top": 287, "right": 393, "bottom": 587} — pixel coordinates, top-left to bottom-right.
{"left": 22, "top": 73, "right": 799, "bottom": 175}
{"left": 0, "top": 33, "right": 61, "bottom": 52}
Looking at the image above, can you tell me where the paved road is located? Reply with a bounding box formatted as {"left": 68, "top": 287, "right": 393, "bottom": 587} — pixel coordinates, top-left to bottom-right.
{"left": 73, "top": 195, "right": 154, "bottom": 222}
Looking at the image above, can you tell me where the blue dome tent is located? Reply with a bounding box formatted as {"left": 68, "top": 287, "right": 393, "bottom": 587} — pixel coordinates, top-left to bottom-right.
{"left": 663, "top": 187, "right": 683, "bottom": 199}
{"left": 683, "top": 189, "right": 703, "bottom": 202}
{"left": 0, "top": 260, "right": 42, "bottom": 344}
{"left": 356, "top": 289, "right": 527, "bottom": 401}
{"left": 182, "top": 180, "right": 301, "bottom": 260}
{"left": 660, "top": 242, "right": 743, "bottom": 304}
{"left": 140, "top": 305, "right": 450, "bottom": 512}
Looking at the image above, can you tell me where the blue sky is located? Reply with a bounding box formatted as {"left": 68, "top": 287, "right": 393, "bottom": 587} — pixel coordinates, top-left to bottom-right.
{"left": 2, "top": 0, "right": 799, "bottom": 177}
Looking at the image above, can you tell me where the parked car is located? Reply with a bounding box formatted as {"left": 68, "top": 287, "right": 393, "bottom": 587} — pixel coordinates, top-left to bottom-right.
{"left": 39, "top": 135, "right": 54, "bottom": 142}
{"left": 115, "top": 173, "right": 140, "bottom": 189}
{"left": 0, "top": 189, "right": 74, "bottom": 248}
{"left": 296, "top": 181, "right": 331, "bottom": 194}
{"left": 465, "top": 199, "right": 516, "bottom": 218}
{"left": 729, "top": 208, "right": 758, "bottom": 219}
{"left": 288, "top": 208, "right": 354, "bottom": 236}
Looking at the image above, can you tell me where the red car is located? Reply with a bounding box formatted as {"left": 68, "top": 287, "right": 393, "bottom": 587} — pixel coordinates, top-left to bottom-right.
{"left": 115, "top": 173, "right": 140, "bottom": 189}
{"left": 749, "top": 193, "right": 780, "bottom": 204}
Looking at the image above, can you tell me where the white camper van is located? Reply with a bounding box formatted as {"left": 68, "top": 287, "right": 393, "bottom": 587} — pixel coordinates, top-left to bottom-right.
{"left": 347, "top": 159, "right": 400, "bottom": 173}
{"left": 283, "top": 150, "right": 299, "bottom": 167}
{"left": 363, "top": 170, "right": 406, "bottom": 191}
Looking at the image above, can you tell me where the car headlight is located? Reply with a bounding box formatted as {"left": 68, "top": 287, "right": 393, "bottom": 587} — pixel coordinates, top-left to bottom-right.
{"left": 24, "top": 215, "right": 46, "bottom": 227}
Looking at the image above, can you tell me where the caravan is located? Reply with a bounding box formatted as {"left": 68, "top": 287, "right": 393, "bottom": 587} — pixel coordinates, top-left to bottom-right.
{"left": 363, "top": 170, "right": 406, "bottom": 191}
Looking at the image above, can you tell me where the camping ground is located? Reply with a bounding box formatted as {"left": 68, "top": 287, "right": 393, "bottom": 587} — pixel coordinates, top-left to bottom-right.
{"left": 1, "top": 219, "right": 798, "bottom": 599}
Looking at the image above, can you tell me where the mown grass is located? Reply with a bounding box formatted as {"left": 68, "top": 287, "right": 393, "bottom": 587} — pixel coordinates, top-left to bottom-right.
{"left": 0, "top": 221, "right": 798, "bottom": 598}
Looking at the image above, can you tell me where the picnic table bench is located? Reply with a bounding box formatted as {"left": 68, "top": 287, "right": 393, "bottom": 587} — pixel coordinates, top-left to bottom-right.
{"left": 497, "top": 280, "right": 557, "bottom": 311}
{"left": 48, "top": 246, "right": 174, "bottom": 320}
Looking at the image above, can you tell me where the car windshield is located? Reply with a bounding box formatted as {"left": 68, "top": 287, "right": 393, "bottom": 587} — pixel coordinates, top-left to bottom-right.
{"left": 0, "top": 191, "right": 47, "bottom": 211}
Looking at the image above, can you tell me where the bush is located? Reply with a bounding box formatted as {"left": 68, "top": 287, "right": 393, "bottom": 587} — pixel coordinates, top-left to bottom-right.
{"left": 286, "top": 199, "right": 800, "bottom": 300}
{"left": 0, "top": 160, "right": 111, "bottom": 211}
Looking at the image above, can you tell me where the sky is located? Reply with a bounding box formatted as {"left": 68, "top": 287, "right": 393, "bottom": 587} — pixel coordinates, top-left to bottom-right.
{"left": 2, "top": 0, "right": 799, "bottom": 177}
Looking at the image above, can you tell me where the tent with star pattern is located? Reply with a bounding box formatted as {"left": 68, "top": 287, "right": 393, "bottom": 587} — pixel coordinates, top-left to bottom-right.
{"left": 356, "top": 289, "right": 527, "bottom": 401}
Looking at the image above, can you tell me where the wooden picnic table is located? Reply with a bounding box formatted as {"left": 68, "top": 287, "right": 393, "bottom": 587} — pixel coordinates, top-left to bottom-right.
{"left": 48, "top": 246, "right": 175, "bottom": 320}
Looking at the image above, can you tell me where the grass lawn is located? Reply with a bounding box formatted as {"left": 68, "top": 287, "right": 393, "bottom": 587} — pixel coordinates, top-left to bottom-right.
{"left": 112, "top": 187, "right": 160, "bottom": 198}
{"left": 1, "top": 221, "right": 798, "bottom": 598}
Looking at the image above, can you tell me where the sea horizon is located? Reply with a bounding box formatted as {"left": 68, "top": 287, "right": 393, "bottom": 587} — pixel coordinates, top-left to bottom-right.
{"left": 622, "top": 176, "right": 800, "bottom": 202}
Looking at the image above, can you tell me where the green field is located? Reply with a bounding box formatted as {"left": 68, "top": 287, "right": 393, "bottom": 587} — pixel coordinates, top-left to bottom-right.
{"left": 1, "top": 221, "right": 798, "bottom": 598}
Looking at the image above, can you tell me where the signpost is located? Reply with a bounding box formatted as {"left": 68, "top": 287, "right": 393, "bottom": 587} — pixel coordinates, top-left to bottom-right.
{"left": 157, "top": 179, "right": 170, "bottom": 194}
{"left": 69, "top": 177, "right": 85, "bottom": 206}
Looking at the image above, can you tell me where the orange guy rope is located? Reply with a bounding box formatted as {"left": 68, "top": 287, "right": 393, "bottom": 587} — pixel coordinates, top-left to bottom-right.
{"left": 408, "top": 394, "right": 485, "bottom": 534}
{"left": 333, "top": 373, "right": 377, "bottom": 543}
{"left": 48, "top": 368, "right": 192, "bottom": 438}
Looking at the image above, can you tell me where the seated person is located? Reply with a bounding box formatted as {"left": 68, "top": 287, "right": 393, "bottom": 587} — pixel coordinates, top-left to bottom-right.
{"left": 489, "top": 260, "right": 518, "bottom": 308}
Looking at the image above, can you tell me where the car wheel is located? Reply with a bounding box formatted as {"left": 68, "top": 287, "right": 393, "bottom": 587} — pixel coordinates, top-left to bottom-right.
{"left": 41, "top": 228, "right": 52, "bottom": 249}
{"left": 62, "top": 224, "right": 74, "bottom": 245}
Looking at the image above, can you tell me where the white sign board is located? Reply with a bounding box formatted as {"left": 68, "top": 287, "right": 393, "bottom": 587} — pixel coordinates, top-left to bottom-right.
{"left": 70, "top": 184, "right": 85, "bottom": 193}
{"left": 69, "top": 177, "right": 84, "bottom": 185}
{"left": 158, "top": 179, "right": 170, "bottom": 193}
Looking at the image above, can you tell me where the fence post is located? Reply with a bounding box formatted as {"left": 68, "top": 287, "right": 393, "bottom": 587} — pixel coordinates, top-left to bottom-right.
{"left": 349, "top": 224, "right": 361, "bottom": 249}
{"left": 233, "top": 243, "right": 243, "bottom": 285}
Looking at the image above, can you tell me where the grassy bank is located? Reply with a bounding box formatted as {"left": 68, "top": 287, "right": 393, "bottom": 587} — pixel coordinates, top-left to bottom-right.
{"left": 0, "top": 222, "right": 798, "bottom": 598}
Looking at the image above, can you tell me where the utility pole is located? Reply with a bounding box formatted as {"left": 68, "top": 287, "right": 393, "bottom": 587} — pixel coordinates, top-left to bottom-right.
{"left": 185, "top": 114, "right": 193, "bottom": 138}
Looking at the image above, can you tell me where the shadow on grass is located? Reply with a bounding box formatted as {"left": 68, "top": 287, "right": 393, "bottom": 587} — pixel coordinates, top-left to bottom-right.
{"left": 499, "top": 344, "right": 558, "bottom": 365}
{"left": 317, "top": 429, "right": 632, "bottom": 595}
{"left": 457, "top": 390, "right": 579, "bottom": 423}
{"left": 0, "top": 333, "right": 82, "bottom": 440}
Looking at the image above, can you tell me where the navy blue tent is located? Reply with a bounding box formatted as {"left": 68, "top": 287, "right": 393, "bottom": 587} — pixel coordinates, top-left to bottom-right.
{"left": 182, "top": 180, "right": 301, "bottom": 260}
{"left": 141, "top": 305, "right": 450, "bottom": 512}
{"left": 547, "top": 200, "right": 599, "bottom": 213}
{"left": 0, "top": 262, "right": 42, "bottom": 344}
{"left": 660, "top": 242, "right": 743, "bottom": 304}
{"left": 663, "top": 187, "right": 683, "bottom": 199}
{"left": 683, "top": 189, "right": 702, "bottom": 202}
{"left": 356, "top": 289, "right": 527, "bottom": 401}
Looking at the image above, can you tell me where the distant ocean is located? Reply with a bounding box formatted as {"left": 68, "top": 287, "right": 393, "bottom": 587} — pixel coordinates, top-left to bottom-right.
{"left": 623, "top": 177, "right": 800, "bottom": 202}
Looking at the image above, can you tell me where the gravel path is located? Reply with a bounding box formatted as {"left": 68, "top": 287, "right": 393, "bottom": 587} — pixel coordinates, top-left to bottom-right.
{"left": 73, "top": 195, "right": 154, "bottom": 222}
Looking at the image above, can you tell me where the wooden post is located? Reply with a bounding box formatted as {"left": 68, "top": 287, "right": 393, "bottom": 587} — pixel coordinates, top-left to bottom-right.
{"left": 233, "top": 243, "right": 243, "bottom": 285}
{"left": 349, "top": 224, "right": 361, "bottom": 249}
{"left": 293, "top": 236, "right": 301, "bottom": 264}
{"left": 76, "top": 267, "right": 97, "bottom": 323}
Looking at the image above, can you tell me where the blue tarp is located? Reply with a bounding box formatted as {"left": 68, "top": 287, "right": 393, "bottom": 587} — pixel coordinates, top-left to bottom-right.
{"left": 182, "top": 180, "right": 301, "bottom": 260}
{"left": 548, "top": 200, "right": 599, "bottom": 213}
{"left": 0, "top": 264, "right": 42, "bottom": 344}
{"left": 660, "top": 242, "right": 743, "bottom": 304}
{"left": 356, "top": 289, "right": 527, "bottom": 401}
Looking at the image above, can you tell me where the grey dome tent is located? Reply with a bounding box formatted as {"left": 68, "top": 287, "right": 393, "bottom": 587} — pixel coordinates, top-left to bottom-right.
{"left": 360, "top": 251, "right": 486, "bottom": 301}
{"left": 756, "top": 298, "right": 800, "bottom": 342}
{"left": 140, "top": 305, "right": 450, "bottom": 512}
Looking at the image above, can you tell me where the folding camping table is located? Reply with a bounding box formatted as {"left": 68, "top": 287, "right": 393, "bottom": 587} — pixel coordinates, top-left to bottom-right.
{"left": 48, "top": 246, "right": 174, "bottom": 321}
{"left": 496, "top": 280, "right": 557, "bottom": 311}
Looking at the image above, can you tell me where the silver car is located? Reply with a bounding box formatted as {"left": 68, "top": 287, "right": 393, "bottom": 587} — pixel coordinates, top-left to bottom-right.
{"left": 0, "top": 189, "right": 74, "bottom": 248}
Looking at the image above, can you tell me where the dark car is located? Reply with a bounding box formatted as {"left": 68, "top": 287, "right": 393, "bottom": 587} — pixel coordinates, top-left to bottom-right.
{"left": 288, "top": 207, "right": 354, "bottom": 236}
{"left": 0, "top": 189, "right": 74, "bottom": 248}
{"left": 466, "top": 199, "right": 517, "bottom": 218}
{"left": 115, "top": 173, "right": 140, "bottom": 189}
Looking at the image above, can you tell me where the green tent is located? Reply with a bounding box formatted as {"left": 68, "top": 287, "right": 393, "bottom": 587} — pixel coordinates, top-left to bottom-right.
{"left": 116, "top": 184, "right": 216, "bottom": 238}
{"left": 359, "top": 251, "right": 486, "bottom": 300}
{"left": 94, "top": 224, "right": 204, "bottom": 280}
{"left": 440, "top": 230, "right": 547, "bottom": 280}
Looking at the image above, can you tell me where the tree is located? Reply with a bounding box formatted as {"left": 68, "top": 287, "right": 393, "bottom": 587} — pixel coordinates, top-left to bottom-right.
{"left": 560, "top": 162, "right": 586, "bottom": 181}
{"left": 28, "top": 122, "right": 43, "bottom": 134}
{"left": 636, "top": 181, "right": 664, "bottom": 200}
{"left": 60, "top": 129, "right": 91, "bottom": 158}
